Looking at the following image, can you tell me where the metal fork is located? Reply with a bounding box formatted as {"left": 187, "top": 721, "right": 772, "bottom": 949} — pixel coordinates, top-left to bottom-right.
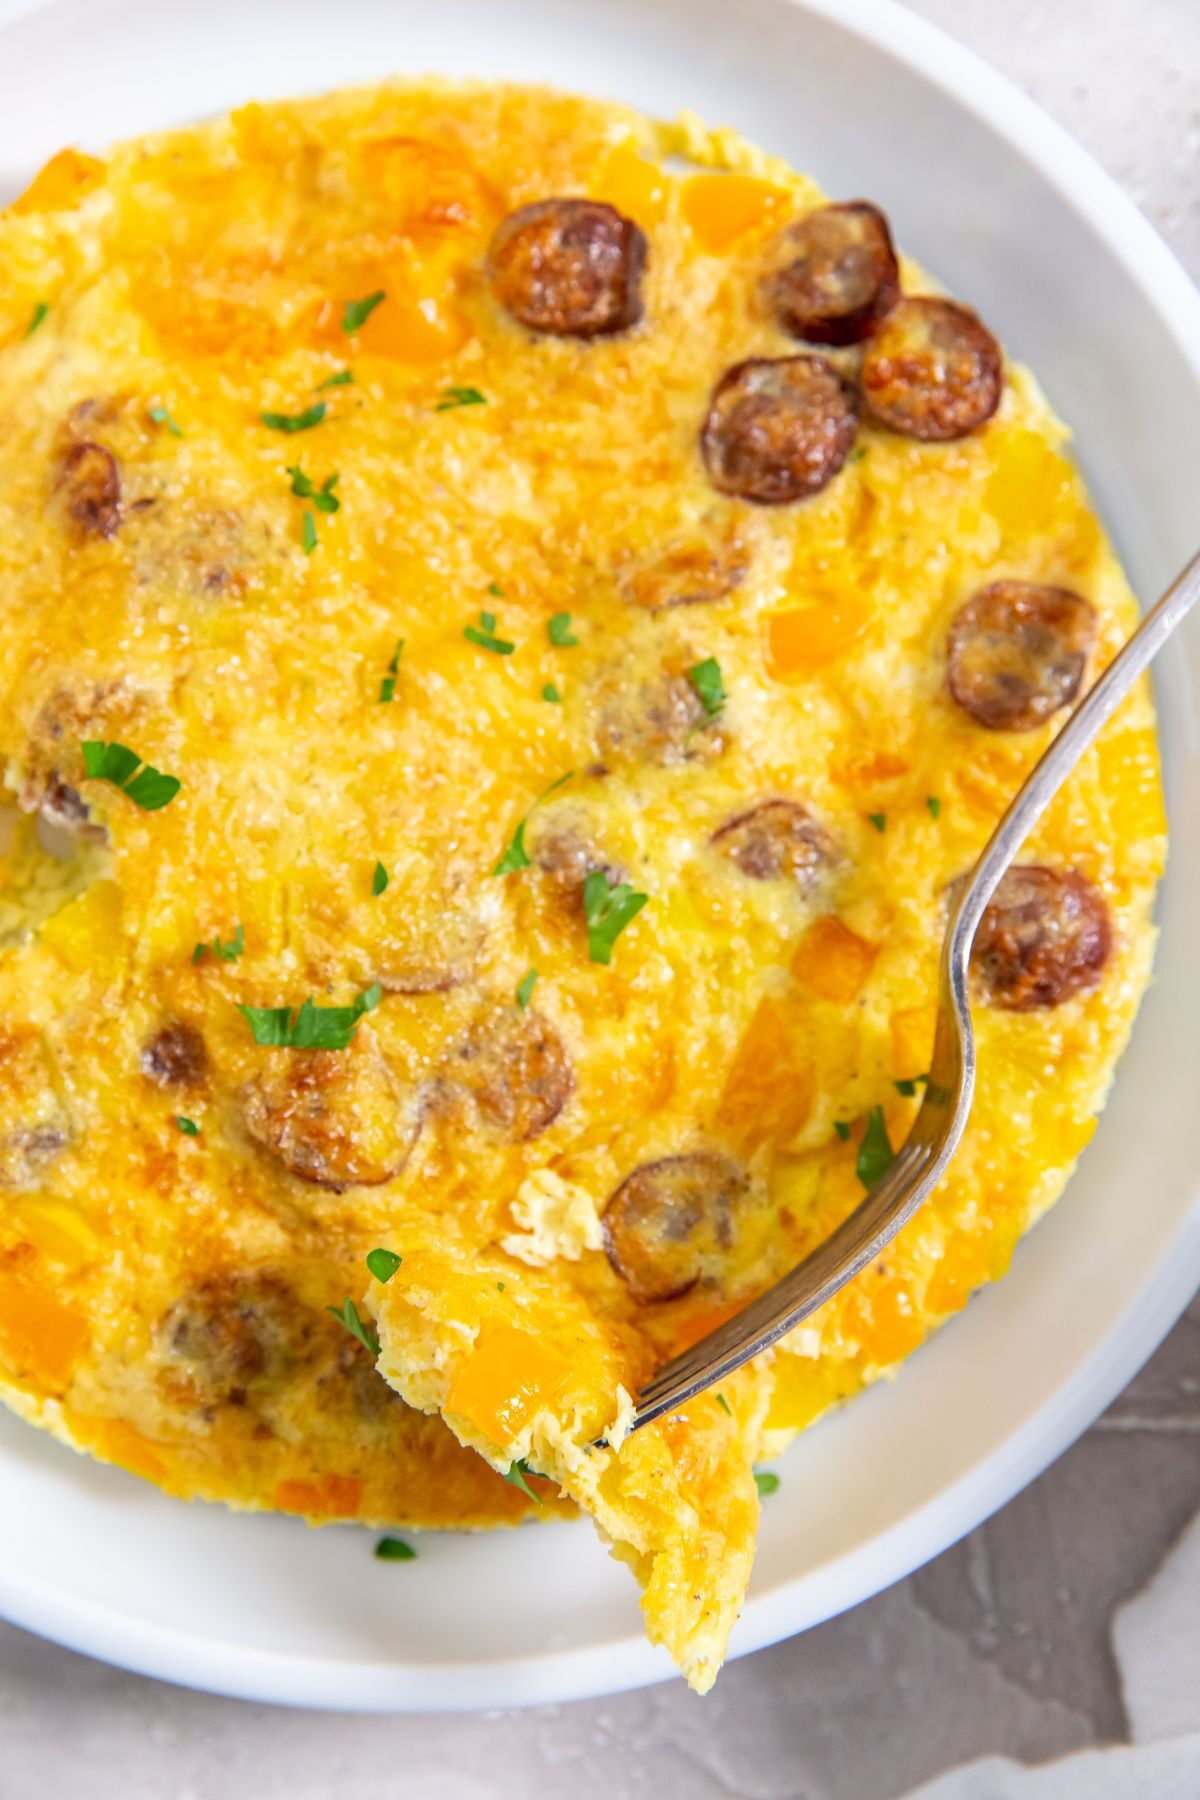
{"left": 631, "top": 547, "right": 1200, "bottom": 1433}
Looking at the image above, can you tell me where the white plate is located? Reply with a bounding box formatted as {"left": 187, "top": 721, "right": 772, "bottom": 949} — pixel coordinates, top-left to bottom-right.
{"left": 1, "top": 0, "right": 1198, "bottom": 1714}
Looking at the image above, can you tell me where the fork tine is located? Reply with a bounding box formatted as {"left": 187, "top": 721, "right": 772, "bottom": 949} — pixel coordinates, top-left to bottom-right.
{"left": 630, "top": 1138, "right": 934, "bottom": 1426}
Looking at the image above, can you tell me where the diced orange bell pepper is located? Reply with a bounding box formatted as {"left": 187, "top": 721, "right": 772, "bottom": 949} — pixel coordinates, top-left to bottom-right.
{"left": 446, "top": 1326, "right": 573, "bottom": 1445}
{"left": 791, "top": 917, "right": 879, "bottom": 1004}
{"left": 274, "top": 1473, "right": 364, "bottom": 1518}
{"left": 890, "top": 1004, "right": 936, "bottom": 1081}
{"left": 9, "top": 149, "right": 105, "bottom": 215}
{"left": 681, "top": 173, "right": 790, "bottom": 253}
{"left": 765, "top": 594, "right": 871, "bottom": 679}
{"left": 717, "top": 995, "right": 814, "bottom": 1150}
{"left": 592, "top": 142, "right": 667, "bottom": 227}
{"left": 0, "top": 1273, "right": 89, "bottom": 1389}
{"left": 89, "top": 1418, "right": 168, "bottom": 1483}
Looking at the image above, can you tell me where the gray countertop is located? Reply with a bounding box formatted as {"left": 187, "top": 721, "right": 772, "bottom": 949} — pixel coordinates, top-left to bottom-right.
{"left": 2, "top": 3, "right": 1198, "bottom": 1795}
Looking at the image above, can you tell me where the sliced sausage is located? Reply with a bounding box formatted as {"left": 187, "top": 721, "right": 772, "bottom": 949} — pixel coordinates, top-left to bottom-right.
{"left": 0, "top": 1124, "right": 68, "bottom": 1188}
{"left": 762, "top": 201, "right": 900, "bottom": 346}
{"left": 375, "top": 964, "right": 462, "bottom": 996}
{"left": 142, "top": 1021, "right": 208, "bottom": 1089}
{"left": 860, "top": 297, "right": 1002, "bottom": 440}
{"left": 34, "top": 777, "right": 98, "bottom": 837}
{"left": 57, "top": 441, "right": 122, "bottom": 539}
{"left": 448, "top": 1007, "right": 573, "bottom": 1141}
{"left": 532, "top": 820, "right": 624, "bottom": 898}
{"left": 618, "top": 534, "right": 749, "bottom": 613}
{"left": 243, "top": 1034, "right": 418, "bottom": 1190}
{"left": 971, "top": 865, "right": 1111, "bottom": 1010}
{"left": 15, "top": 683, "right": 130, "bottom": 841}
{"left": 487, "top": 198, "right": 646, "bottom": 338}
{"left": 947, "top": 581, "right": 1096, "bottom": 731}
{"left": 157, "top": 1269, "right": 315, "bottom": 1405}
{"left": 0, "top": 1029, "right": 70, "bottom": 1189}
{"left": 701, "top": 355, "right": 858, "bottom": 504}
{"left": 712, "top": 800, "right": 834, "bottom": 888}
{"left": 315, "top": 1337, "right": 406, "bottom": 1427}
{"left": 595, "top": 668, "right": 718, "bottom": 769}
{"left": 603, "top": 1153, "right": 750, "bottom": 1303}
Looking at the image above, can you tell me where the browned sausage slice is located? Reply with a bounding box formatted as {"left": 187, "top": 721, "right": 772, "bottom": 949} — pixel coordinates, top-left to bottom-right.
{"left": 701, "top": 356, "right": 858, "bottom": 504}
{"left": 603, "top": 1153, "right": 750, "bottom": 1303}
{"left": 57, "top": 441, "right": 122, "bottom": 538}
{"left": 448, "top": 1007, "right": 573, "bottom": 1141}
{"left": 157, "top": 1270, "right": 316, "bottom": 1405}
{"left": 947, "top": 581, "right": 1096, "bottom": 731}
{"left": 243, "top": 1035, "right": 418, "bottom": 1190}
{"left": 142, "top": 1021, "right": 208, "bottom": 1089}
{"left": 532, "top": 822, "right": 624, "bottom": 898}
{"left": 971, "top": 865, "right": 1111, "bottom": 1010}
{"left": 762, "top": 201, "right": 900, "bottom": 346}
{"left": 0, "top": 1028, "right": 70, "bottom": 1189}
{"left": 487, "top": 199, "right": 647, "bottom": 338}
{"left": 712, "top": 800, "right": 834, "bottom": 888}
{"left": 594, "top": 669, "right": 719, "bottom": 768}
{"left": 618, "top": 534, "right": 749, "bottom": 613}
{"left": 861, "top": 297, "right": 1002, "bottom": 440}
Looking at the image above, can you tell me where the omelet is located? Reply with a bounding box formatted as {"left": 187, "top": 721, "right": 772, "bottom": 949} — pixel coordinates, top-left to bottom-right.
{"left": 0, "top": 81, "right": 1164, "bottom": 1693}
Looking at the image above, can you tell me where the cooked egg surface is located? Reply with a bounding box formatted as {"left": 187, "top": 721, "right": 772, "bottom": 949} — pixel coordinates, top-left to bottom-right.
{"left": 0, "top": 83, "right": 1163, "bottom": 1689}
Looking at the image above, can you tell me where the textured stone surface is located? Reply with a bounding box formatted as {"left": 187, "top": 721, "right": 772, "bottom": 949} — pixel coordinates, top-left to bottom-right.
{"left": 1, "top": 4, "right": 1198, "bottom": 1796}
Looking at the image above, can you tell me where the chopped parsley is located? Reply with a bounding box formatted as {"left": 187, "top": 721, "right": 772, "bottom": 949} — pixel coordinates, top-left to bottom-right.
{"left": 366, "top": 1247, "right": 403, "bottom": 1284}
{"left": 687, "top": 656, "right": 726, "bottom": 720}
{"left": 856, "top": 1105, "right": 895, "bottom": 1190}
{"left": 547, "top": 612, "right": 578, "bottom": 647}
{"left": 374, "top": 1536, "right": 416, "bottom": 1561}
{"left": 487, "top": 581, "right": 503, "bottom": 598}
{"left": 833, "top": 1120, "right": 851, "bottom": 1142}
{"left": 342, "top": 290, "right": 386, "bottom": 334}
{"left": 317, "top": 368, "right": 353, "bottom": 390}
{"left": 192, "top": 922, "right": 244, "bottom": 965}
{"left": 494, "top": 819, "right": 532, "bottom": 877}
{"left": 583, "top": 870, "right": 648, "bottom": 966}
{"left": 464, "top": 611, "right": 515, "bottom": 655}
{"left": 326, "top": 1296, "right": 380, "bottom": 1358}
{"left": 379, "top": 638, "right": 404, "bottom": 703}
{"left": 754, "top": 1470, "right": 781, "bottom": 1498}
{"left": 372, "top": 860, "right": 389, "bottom": 896}
{"left": 867, "top": 812, "right": 887, "bottom": 833}
{"left": 503, "top": 1459, "right": 544, "bottom": 1505}
{"left": 542, "top": 682, "right": 563, "bottom": 704}
{"left": 175, "top": 1116, "right": 199, "bottom": 1137}
{"left": 80, "top": 740, "right": 180, "bottom": 812}
{"left": 24, "top": 301, "right": 49, "bottom": 338}
{"left": 260, "top": 401, "right": 327, "bottom": 433}
{"left": 496, "top": 1280, "right": 506, "bottom": 1292}
{"left": 148, "top": 403, "right": 183, "bottom": 437}
{"left": 716, "top": 1392, "right": 732, "bottom": 1416}
{"left": 238, "top": 984, "right": 382, "bottom": 1051}
{"left": 515, "top": 968, "right": 538, "bottom": 1009}
{"left": 287, "top": 466, "right": 340, "bottom": 513}
{"left": 927, "top": 795, "right": 941, "bottom": 820}
{"left": 849, "top": 445, "right": 869, "bottom": 464}
{"left": 895, "top": 1075, "right": 928, "bottom": 1098}
{"left": 435, "top": 385, "right": 487, "bottom": 411}
{"left": 492, "top": 771, "right": 574, "bottom": 876}
{"left": 301, "top": 511, "right": 318, "bottom": 556}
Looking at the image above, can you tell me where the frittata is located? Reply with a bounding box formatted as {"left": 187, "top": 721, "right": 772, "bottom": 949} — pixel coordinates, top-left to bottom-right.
{"left": 0, "top": 81, "right": 1164, "bottom": 1693}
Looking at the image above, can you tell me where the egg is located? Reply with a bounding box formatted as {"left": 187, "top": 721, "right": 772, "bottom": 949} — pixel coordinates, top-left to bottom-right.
{"left": 0, "top": 80, "right": 1163, "bottom": 1691}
